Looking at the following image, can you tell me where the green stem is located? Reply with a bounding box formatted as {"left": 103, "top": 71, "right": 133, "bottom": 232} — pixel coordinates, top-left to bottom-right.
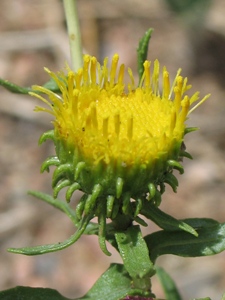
{"left": 63, "top": 0, "right": 83, "bottom": 71}
{"left": 111, "top": 212, "right": 133, "bottom": 231}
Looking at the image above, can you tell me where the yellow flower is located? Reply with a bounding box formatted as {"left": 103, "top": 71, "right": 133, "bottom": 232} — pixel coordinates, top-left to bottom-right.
{"left": 30, "top": 54, "right": 209, "bottom": 225}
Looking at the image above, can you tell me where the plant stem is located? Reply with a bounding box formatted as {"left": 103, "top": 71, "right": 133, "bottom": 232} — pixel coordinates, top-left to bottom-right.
{"left": 63, "top": 0, "right": 83, "bottom": 71}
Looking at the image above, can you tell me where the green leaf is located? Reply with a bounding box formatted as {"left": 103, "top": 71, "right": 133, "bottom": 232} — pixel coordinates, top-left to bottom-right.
{"left": 28, "top": 190, "right": 79, "bottom": 227}
{"left": 145, "top": 218, "right": 225, "bottom": 263}
{"left": 0, "top": 78, "right": 32, "bottom": 94}
{"left": 156, "top": 266, "right": 182, "bottom": 300}
{"left": 141, "top": 201, "right": 198, "bottom": 236}
{"left": 80, "top": 263, "right": 132, "bottom": 300}
{"left": 0, "top": 267, "right": 188, "bottom": 300}
{"left": 42, "top": 77, "right": 61, "bottom": 92}
{"left": 27, "top": 191, "right": 119, "bottom": 250}
{"left": 0, "top": 286, "right": 70, "bottom": 300}
{"left": 0, "top": 77, "right": 60, "bottom": 94}
{"left": 115, "top": 225, "right": 155, "bottom": 279}
{"left": 137, "top": 28, "right": 153, "bottom": 82}
{"left": 8, "top": 214, "right": 92, "bottom": 255}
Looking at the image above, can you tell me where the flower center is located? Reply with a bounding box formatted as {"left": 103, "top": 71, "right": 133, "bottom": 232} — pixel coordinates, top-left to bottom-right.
{"left": 47, "top": 55, "right": 195, "bottom": 166}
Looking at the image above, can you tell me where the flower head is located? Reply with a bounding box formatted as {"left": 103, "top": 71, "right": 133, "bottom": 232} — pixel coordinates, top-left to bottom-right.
{"left": 30, "top": 54, "right": 209, "bottom": 239}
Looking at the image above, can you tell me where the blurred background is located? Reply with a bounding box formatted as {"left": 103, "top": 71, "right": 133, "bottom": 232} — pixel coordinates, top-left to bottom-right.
{"left": 0, "top": 0, "right": 225, "bottom": 299}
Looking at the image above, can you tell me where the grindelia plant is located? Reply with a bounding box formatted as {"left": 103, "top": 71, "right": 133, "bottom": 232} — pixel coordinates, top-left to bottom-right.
{"left": 1, "top": 2, "right": 225, "bottom": 300}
